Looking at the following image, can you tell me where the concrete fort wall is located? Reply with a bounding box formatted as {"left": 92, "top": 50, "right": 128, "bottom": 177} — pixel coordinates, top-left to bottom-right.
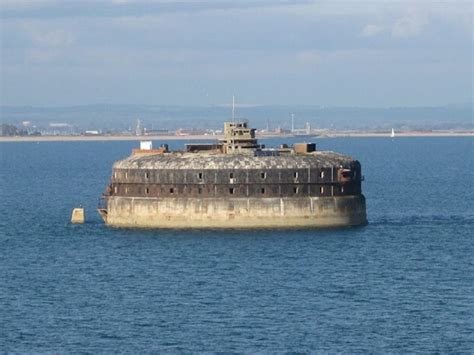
{"left": 110, "top": 165, "right": 362, "bottom": 198}
{"left": 105, "top": 195, "right": 367, "bottom": 228}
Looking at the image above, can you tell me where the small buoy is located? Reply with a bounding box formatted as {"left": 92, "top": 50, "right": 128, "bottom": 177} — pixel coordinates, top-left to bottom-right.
{"left": 71, "top": 207, "right": 85, "bottom": 224}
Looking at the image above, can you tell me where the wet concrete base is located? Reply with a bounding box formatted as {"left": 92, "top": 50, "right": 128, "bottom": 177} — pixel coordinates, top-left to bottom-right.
{"left": 102, "top": 195, "right": 367, "bottom": 229}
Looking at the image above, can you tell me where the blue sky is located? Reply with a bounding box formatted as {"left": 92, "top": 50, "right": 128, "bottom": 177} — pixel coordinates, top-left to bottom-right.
{"left": 0, "top": 0, "right": 472, "bottom": 107}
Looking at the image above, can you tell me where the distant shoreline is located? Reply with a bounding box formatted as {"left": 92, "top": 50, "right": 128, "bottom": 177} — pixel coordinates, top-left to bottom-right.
{"left": 0, "top": 131, "right": 472, "bottom": 142}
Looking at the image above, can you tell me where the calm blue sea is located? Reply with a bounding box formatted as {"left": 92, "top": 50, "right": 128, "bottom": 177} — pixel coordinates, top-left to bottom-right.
{"left": 0, "top": 137, "right": 473, "bottom": 353}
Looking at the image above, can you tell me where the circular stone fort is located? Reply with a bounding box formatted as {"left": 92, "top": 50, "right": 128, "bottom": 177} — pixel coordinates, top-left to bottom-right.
{"left": 98, "top": 121, "right": 367, "bottom": 228}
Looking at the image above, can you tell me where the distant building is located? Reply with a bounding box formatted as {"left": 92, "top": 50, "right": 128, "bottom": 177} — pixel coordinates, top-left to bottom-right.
{"left": 144, "top": 129, "right": 172, "bottom": 136}
{"left": 275, "top": 126, "right": 290, "bottom": 134}
{"left": 175, "top": 128, "right": 208, "bottom": 136}
{"left": 47, "top": 123, "right": 76, "bottom": 135}
{"left": 135, "top": 119, "right": 144, "bottom": 136}
{"left": 0, "top": 124, "right": 27, "bottom": 136}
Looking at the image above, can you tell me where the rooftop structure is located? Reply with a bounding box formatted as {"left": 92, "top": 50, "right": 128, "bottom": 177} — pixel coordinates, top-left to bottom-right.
{"left": 98, "top": 120, "right": 367, "bottom": 228}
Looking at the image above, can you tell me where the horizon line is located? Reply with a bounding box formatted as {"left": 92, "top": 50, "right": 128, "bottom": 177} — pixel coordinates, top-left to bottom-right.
{"left": 1, "top": 102, "right": 472, "bottom": 110}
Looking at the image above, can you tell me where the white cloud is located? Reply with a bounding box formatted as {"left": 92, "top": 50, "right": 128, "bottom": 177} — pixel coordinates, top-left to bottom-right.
{"left": 1, "top": 0, "right": 471, "bottom": 106}
{"left": 392, "top": 11, "right": 428, "bottom": 37}
{"left": 297, "top": 50, "right": 322, "bottom": 64}
{"left": 15, "top": 25, "right": 75, "bottom": 63}
{"left": 29, "top": 30, "right": 74, "bottom": 47}
{"left": 296, "top": 50, "right": 353, "bottom": 65}
{"left": 361, "top": 24, "right": 384, "bottom": 37}
{"left": 0, "top": 0, "right": 57, "bottom": 9}
{"left": 26, "top": 48, "right": 61, "bottom": 62}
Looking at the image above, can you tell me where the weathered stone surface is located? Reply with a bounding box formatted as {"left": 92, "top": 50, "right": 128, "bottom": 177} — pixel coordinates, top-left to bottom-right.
{"left": 113, "top": 151, "right": 356, "bottom": 170}
{"left": 105, "top": 195, "right": 367, "bottom": 228}
{"left": 71, "top": 208, "right": 85, "bottom": 224}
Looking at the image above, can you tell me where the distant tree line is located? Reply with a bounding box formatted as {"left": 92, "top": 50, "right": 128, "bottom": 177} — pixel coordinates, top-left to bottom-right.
{"left": 0, "top": 124, "right": 28, "bottom": 136}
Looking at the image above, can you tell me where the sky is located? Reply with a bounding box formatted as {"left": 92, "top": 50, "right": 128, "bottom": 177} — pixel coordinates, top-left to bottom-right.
{"left": 0, "top": 0, "right": 472, "bottom": 107}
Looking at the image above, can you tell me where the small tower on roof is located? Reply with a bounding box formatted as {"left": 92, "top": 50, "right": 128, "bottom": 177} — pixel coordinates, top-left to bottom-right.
{"left": 221, "top": 121, "right": 259, "bottom": 153}
{"left": 220, "top": 96, "right": 259, "bottom": 153}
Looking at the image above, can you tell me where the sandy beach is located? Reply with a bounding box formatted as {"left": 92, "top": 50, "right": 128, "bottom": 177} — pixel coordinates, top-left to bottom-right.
{"left": 320, "top": 131, "right": 474, "bottom": 138}
{"left": 0, "top": 131, "right": 472, "bottom": 142}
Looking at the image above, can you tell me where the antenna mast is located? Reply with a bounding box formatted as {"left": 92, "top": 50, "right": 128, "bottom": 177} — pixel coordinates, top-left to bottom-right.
{"left": 232, "top": 95, "right": 235, "bottom": 122}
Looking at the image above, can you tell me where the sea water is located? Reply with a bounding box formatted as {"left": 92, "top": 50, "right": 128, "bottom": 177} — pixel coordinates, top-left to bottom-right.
{"left": 0, "top": 137, "right": 472, "bottom": 352}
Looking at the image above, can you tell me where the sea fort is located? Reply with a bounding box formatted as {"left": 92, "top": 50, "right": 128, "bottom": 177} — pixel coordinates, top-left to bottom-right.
{"left": 98, "top": 121, "right": 367, "bottom": 228}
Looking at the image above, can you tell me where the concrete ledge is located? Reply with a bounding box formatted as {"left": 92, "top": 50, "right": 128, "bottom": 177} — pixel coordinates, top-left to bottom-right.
{"left": 71, "top": 208, "right": 85, "bottom": 224}
{"left": 104, "top": 195, "right": 367, "bottom": 229}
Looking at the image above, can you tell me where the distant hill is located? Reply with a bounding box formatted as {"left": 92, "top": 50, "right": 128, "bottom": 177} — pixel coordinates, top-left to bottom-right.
{"left": 1, "top": 103, "right": 472, "bottom": 131}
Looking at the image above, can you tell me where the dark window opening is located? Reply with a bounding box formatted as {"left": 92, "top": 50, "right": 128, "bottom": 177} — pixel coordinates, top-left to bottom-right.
{"left": 294, "top": 172, "right": 298, "bottom": 178}
{"left": 261, "top": 172, "right": 266, "bottom": 179}
{"left": 198, "top": 172, "right": 203, "bottom": 179}
{"left": 229, "top": 187, "right": 235, "bottom": 195}
{"left": 293, "top": 187, "right": 298, "bottom": 194}
{"left": 145, "top": 172, "right": 149, "bottom": 179}
{"left": 229, "top": 172, "right": 234, "bottom": 179}
{"left": 170, "top": 188, "right": 174, "bottom": 194}
{"left": 261, "top": 188, "right": 265, "bottom": 194}
{"left": 145, "top": 187, "right": 149, "bottom": 194}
